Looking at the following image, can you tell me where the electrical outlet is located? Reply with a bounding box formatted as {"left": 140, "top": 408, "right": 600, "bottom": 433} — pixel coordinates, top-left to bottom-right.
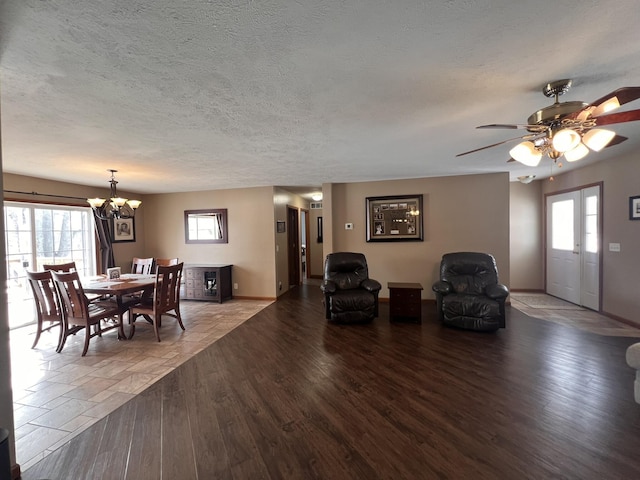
{"left": 233, "top": 283, "right": 238, "bottom": 290}
{"left": 279, "top": 281, "right": 283, "bottom": 291}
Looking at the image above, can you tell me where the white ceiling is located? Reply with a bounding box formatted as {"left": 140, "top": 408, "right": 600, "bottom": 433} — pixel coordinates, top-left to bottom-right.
{"left": 2, "top": 1, "right": 640, "bottom": 195}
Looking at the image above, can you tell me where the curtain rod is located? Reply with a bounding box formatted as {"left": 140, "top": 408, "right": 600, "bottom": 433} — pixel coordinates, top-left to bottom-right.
{"left": 3, "top": 189, "right": 89, "bottom": 202}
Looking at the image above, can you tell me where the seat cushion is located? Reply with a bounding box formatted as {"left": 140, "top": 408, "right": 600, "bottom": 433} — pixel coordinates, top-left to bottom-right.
{"left": 442, "top": 293, "right": 500, "bottom": 320}
{"left": 328, "top": 290, "right": 376, "bottom": 322}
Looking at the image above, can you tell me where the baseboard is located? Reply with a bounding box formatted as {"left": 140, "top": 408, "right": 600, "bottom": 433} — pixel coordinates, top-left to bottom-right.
{"left": 310, "top": 274, "right": 322, "bottom": 279}
{"left": 509, "top": 288, "right": 545, "bottom": 293}
{"left": 12, "top": 464, "right": 20, "bottom": 480}
{"left": 233, "top": 295, "right": 277, "bottom": 301}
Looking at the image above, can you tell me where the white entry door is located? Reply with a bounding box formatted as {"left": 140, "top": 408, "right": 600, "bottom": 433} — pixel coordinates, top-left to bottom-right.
{"left": 546, "top": 186, "right": 600, "bottom": 310}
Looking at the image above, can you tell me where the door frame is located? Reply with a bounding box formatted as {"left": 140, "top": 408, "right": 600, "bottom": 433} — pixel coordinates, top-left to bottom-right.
{"left": 543, "top": 181, "right": 603, "bottom": 311}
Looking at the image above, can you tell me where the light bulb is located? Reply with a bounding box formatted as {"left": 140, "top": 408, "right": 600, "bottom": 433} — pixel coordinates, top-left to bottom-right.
{"left": 582, "top": 129, "right": 616, "bottom": 152}
{"left": 564, "top": 143, "right": 589, "bottom": 162}
{"left": 509, "top": 141, "right": 542, "bottom": 167}
{"left": 552, "top": 129, "right": 581, "bottom": 153}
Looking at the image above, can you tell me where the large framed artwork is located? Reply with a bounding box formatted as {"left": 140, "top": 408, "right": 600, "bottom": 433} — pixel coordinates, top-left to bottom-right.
{"left": 111, "top": 217, "right": 136, "bottom": 243}
{"left": 365, "top": 194, "right": 424, "bottom": 242}
{"left": 630, "top": 195, "right": 640, "bottom": 220}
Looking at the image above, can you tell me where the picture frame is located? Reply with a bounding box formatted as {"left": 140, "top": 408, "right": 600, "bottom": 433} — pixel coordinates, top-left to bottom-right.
{"left": 106, "top": 266, "right": 121, "bottom": 280}
{"left": 111, "top": 217, "right": 136, "bottom": 243}
{"left": 630, "top": 195, "right": 640, "bottom": 220}
{"left": 365, "top": 194, "right": 423, "bottom": 242}
{"left": 276, "top": 220, "right": 286, "bottom": 233}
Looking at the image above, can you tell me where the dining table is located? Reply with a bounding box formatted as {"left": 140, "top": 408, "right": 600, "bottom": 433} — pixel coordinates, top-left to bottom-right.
{"left": 82, "top": 273, "right": 157, "bottom": 339}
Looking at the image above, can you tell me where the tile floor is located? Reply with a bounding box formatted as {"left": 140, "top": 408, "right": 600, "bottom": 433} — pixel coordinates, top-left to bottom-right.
{"left": 9, "top": 298, "right": 272, "bottom": 471}
{"left": 510, "top": 292, "right": 640, "bottom": 337}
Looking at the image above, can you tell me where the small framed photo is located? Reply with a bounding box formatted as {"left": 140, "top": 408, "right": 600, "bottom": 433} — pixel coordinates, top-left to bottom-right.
{"left": 276, "top": 220, "right": 286, "bottom": 233}
{"left": 106, "top": 267, "right": 121, "bottom": 280}
{"left": 630, "top": 195, "right": 640, "bottom": 220}
{"left": 111, "top": 217, "right": 136, "bottom": 242}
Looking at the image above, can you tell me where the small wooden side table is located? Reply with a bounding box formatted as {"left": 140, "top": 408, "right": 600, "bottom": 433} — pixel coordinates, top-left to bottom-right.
{"left": 388, "top": 282, "right": 423, "bottom": 323}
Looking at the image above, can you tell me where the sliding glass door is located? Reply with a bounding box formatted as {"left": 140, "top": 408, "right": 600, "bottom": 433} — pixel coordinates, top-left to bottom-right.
{"left": 4, "top": 202, "right": 97, "bottom": 329}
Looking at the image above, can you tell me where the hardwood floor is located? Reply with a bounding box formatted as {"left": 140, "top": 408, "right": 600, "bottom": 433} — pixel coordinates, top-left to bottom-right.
{"left": 21, "top": 285, "right": 640, "bottom": 479}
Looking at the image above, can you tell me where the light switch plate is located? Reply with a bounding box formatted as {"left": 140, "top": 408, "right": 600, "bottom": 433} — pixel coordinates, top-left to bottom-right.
{"left": 609, "top": 242, "right": 621, "bottom": 252}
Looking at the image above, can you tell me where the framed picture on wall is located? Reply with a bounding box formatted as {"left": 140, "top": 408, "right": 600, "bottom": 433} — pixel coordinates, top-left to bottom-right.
{"left": 111, "top": 217, "right": 136, "bottom": 243}
{"left": 365, "top": 194, "right": 424, "bottom": 242}
{"left": 630, "top": 195, "right": 640, "bottom": 220}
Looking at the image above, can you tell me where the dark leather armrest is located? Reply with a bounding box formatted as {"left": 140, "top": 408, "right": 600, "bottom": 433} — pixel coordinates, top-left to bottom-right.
{"left": 361, "top": 279, "right": 382, "bottom": 293}
{"left": 321, "top": 280, "right": 337, "bottom": 294}
{"left": 485, "top": 283, "right": 509, "bottom": 300}
{"left": 432, "top": 280, "right": 452, "bottom": 295}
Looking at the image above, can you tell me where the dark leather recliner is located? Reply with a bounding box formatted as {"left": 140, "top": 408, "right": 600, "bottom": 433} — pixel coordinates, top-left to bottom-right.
{"left": 432, "top": 252, "right": 508, "bottom": 332}
{"left": 321, "top": 252, "right": 382, "bottom": 323}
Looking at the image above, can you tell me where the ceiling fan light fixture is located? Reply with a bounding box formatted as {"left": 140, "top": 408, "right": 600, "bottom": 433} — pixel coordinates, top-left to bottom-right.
{"left": 509, "top": 141, "right": 542, "bottom": 167}
{"left": 592, "top": 97, "right": 620, "bottom": 117}
{"left": 582, "top": 128, "right": 616, "bottom": 152}
{"left": 564, "top": 142, "right": 589, "bottom": 162}
{"left": 517, "top": 175, "right": 536, "bottom": 184}
{"left": 552, "top": 128, "right": 581, "bottom": 153}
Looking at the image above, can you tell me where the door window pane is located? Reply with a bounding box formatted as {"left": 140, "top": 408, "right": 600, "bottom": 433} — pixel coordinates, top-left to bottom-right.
{"left": 584, "top": 195, "right": 598, "bottom": 253}
{"left": 552, "top": 200, "right": 574, "bottom": 250}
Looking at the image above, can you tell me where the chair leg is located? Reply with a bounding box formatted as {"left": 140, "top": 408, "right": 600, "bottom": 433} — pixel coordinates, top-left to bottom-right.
{"left": 81, "top": 327, "right": 90, "bottom": 356}
{"left": 31, "top": 320, "right": 43, "bottom": 349}
{"left": 128, "top": 313, "right": 137, "bottom": 340}
{"left": 56, "top": 322, "right": 68, "bottom": 353}
{"left": 153, "top": 314, "right": 161, "bottom": 342}
{"left": 176, "top": 308, "right": 185, "bottom": 331}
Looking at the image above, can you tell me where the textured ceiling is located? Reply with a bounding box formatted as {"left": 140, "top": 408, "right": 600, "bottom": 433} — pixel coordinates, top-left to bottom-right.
{"left": 1, "top": 1, "right": 640, "bottom": 195}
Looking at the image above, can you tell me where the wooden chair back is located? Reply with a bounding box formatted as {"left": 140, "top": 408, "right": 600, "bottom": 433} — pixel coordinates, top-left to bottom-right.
{"left": 26, "top": 270, "right": 63, "bottom": 349}
{"left": 153, "top": 263, "right": 183, "bottom": 315}
{"left": 43, "top": 261, "right": 77, "bottom": 272}
{"left": 131, "top": 257, "right": 154, "bottom": 274}
{"left": 155, "top": 258, "right": 179, "bottom": 267}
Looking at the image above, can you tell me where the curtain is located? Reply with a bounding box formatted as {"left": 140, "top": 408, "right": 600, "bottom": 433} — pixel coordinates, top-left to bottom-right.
{"left": 92, "top": 211, "right": 114, "bottom": 273}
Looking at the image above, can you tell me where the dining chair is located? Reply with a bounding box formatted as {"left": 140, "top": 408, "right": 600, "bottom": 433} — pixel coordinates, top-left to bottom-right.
{"left": 51, "top": 270, "right": 124, "bottom": 356}
{"left": 131, "top": 257, "right": 154, "bottom": 274}
{"left": 26, "top": 271, "right": 64, "bottom": 350}
{"left": 43, "top": 261, "right": 77, "bottom": 272}
{"left": 128, "top": 263, "right": 185, "bottom": 342}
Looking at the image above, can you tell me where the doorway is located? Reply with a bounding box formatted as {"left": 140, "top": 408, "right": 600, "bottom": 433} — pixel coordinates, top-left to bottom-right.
{"left": 545, "top": 184, "right": 601, "bottom": 310}
{"left": 287, "top": 206, "right": 300, "bottom": 287}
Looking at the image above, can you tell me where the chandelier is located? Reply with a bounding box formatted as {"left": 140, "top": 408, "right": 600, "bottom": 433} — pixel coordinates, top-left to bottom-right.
{"left": 87, "top": 169, "right": 142, "bottom": 219}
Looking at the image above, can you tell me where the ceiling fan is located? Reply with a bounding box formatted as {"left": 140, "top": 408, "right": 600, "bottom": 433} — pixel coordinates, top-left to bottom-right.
{"left": 457, "top": 79, "right": 640, "bottom": 168}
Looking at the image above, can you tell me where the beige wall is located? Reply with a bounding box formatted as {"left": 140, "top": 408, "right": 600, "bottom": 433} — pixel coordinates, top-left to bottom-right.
{"left": 509, "top": 180, "right": 544, "bottom": 290}
{"left": 142, "top": 186, "right": 277, "bottom": 299}
{"left": 542, "top": 152, "right": 640, "bottom": 323}
{"left": 328, "top": 173, "right": 511, "bottom": 299}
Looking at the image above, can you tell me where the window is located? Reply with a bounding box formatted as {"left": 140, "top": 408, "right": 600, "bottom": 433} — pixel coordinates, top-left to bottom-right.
{"left": 4, "top": 202, "right": 97, "bottom": 329}
{"left": 184, "top": 209, "right": 228, "bottom": 244}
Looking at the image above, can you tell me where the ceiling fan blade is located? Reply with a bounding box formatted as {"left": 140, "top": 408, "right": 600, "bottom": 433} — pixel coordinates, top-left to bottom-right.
{"left": 456, "top": 135, "right": 528, "bottom": 157}
{"left": 590, "top": 87, "right": 640, "bottom": 111}
{"left": 592, "top": 108, "right": 640, "bottom": 126}
{"left": 605, "top": 134, "right": 627, "bottom": 147}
